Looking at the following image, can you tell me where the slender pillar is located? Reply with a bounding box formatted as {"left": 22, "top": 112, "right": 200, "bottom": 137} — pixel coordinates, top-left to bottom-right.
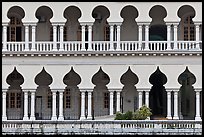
{"left": 24, "top": 25, "right": 29, "bottom": 51}
{"left": 116, "top": 90, "right": 121, "bottom": 112}
{"left": 58, "top": 90, "right": 64, "bottom": 121}
{"left": 138, "top": 90, "right": 143, "bottom": 108}
{"left": 51, "top": 90, "right": 57, "bottom": 120}
{"left": 116, "top": 24, "right": 121, "bottom": 50}
{"left": 173, "top": 23, "right": 178, "bottom": 50}
{"left": 81, "top": 25, "right": 86, "bottom": 51}
{"left": 195, "top": 89, "right": 201, "bottom": 120}
{"left": 145, "top": 90, "right": 149, "bottom": 108}
{"left": 52, "top": 25, "right": 58, "bottom": 51}
{"left": 173, "top": 90, "right": 179, "bottom": 119}
{"left": 30, "top": 91, "right": 36, "bottom": 120}
{"left": 87, "top": 25, "right": 93, "bottom": 51}
{"left": 144, "top": 24, "right": 149, "bottom": 50}
{"left": 109, "top": 24, "right": 114, "bottom": 51}
{"left": 31, "top": 24, "right": 36, "bottom": 51}
{"left": 87, "top": 90, "right": 92, "bottom": 119}
{"left": 195, "top": 23, "right": 200, "bottom": 49}
{"left": 166, "top": 23, "right": 171, "bottom": 50}
{"left": 80, "top": 91, "right": 86, "bottom": 120}
{"left": 109, "top": 90, "right": 114, "bottom": 115}
{"left": 138, "top": 24, "right": 143, "bottom": 50}
{"left": 2, "top": 90, "right": 7, "bottom": 120}
{"left": 23, "top": 90, "right": 29, "bottom": 120}
{"left": 166, "top": 90, "right": 172, "bottom": 119}
{"left": 59, "top": 25, "right": 64, "bottom": 51}
{"left": 2, "top": 24, "right": 8, "bottom": 51}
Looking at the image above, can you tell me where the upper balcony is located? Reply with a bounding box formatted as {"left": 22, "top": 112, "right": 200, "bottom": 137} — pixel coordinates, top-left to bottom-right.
{"left": 2, "top": 2, "right": 202, "bottom": 56}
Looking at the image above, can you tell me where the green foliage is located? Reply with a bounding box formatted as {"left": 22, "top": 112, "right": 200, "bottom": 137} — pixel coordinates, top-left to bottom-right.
{"left": 133, "top": 105, "right": 152, "bottom": 120}
{"left": 114, "top": 105, "right": 152, "bottom": 120}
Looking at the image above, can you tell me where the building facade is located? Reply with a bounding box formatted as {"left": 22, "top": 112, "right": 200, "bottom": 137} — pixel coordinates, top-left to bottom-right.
{"left": 2, "top": 2, "right": 202, "bottom": 123}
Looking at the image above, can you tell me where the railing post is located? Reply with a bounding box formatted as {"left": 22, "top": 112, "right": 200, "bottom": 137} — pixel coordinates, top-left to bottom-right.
{"left": 2, "top": 23, "right": 8, "bottom": 51}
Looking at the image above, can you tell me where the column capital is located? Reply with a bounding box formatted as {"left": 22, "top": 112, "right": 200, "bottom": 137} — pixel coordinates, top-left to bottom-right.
{"left": 80, "top": 22, "right": 93, "bottom": 26}
{"left": 2, "top": 89, "right": 7, "bottom": 93}
{"left": 2, "top": 22, "right": 9, "bottom": 26}
{"left": 172, "top": 23, "right": 179, "bottom": 26}
{"left": 166, "top": 89, "right": 173, "bottom": 92}
{"left": 194, "top": 22, "right": 201, "bottom": 26}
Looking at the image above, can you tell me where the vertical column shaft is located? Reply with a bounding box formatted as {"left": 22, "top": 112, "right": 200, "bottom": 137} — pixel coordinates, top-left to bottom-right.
{"left": 58, "top": 91, "right": 64, "bottom": 120}
{"left": 51, "top": 91, "right": 57, "bottom": 120}
{"left": 80, "top": 91, "right": 86, "bottom": 120}
{"left": 31, "top": 25, "right": 36, "bottom": 51}
{"left": 109, "top": 91, "right": 114, "bottom": 115}
{"left": 2, "top": 91, "right": 7, "bottom": 120}
{"left": 30, "top": 91, "right": 36, "bottom": 120}
{"left": 173, "top": 90, "right": 179, "bottom": 119}
{"left": 81, "top": 25, "right": 86, "bottom": 51}
{"left": 88, "top": 25, "right": 92, "bottom": 51}
{"left": 23, "top": 91, "right": 29, "bottom": 120}
{"left": 24, "top": 25, "right": 29, "bottom": 51}
{"left": 2, "top": 25, "right": 7, "bottom": 51}
{"left": 87, "top": 91, "right": 92, "bottom": 119}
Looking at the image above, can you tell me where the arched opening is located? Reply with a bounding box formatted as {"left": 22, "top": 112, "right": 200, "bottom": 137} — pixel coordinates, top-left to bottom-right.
{"left": 178, "top": 66, "right": 196, "bottom": 120}
{"left": 120, "top": 66, "right": 139, "bottom": 113}
{"left": 149, "top": 5, "right": 167, "bottom": 41}
{"left": 63, "top": 6, "right": 82, "bottom": 41}
{"left": 63, "top": 67, "right": 81, "bottom": 120}
{"left": 120, "top": 5, "right": 139, "bottom": 41}
{"left": 35, "top": 6, "right": 53, "bottom": 41}
{"left": 149, "top": 66, "right": 167, "bottom": 119}
{"left": 7, "top": 6, "right": 25, "bottom": 42}
{"left": 91, "top": 67, "right": 110, "bottom": 119}
{"left": 34, "top": 67, "right": 53, "bottom": 120}
{"left": 177, "top": 5, "right": 196, "bottom": 41}
{"left": 6, "top": 67, "right": 24, "bottom": 120}
{"left": 92, "top": 5, "right": 110, "bottom": 41}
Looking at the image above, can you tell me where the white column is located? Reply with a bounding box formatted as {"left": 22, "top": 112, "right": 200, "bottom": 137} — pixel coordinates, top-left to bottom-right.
{"left": 166, "top": 90, "right": 172, "bottom": 119}
{"left": 23, "top": 90, "right": 29, "bottom": 120}
{"left": 87, "top": 90, "right": 92, "bottom": 119}
{"left": 109, "top": 24, "right": 114, "bottom": 51}
{"left": 145, "top": 90, "right": 149, "bottom": 108}
{"left": 166, "top": 23, "right": 171, "bottom": 50}
{"left": 81, "top": 25, "right": 86, "bottom": 51}
{"left": 173, "top": 23, "right": 178, "bottom": 50}
{"left": 87, "top": 25, "right": 93, "bottom": 51}
{"left": 59, "top": 25, "right": 64, "bottom": 51}
{"left": 138, "top": 90, "right": 143, "bottom": 108}
{"left": 109, "top": 90, "right": 114, "bottom": 115}
{"left": 2, "top": 90, "right": 7, "bottom": 121}
{"left": 195, "top": 89, "right": 201, "bottom": 120}
{"left": 31, "top": 24, "right": 36, "bottom": 51}
{"left": 116, "top": 90, "right": 121, "bottom": 112}
{"left": 195, "top": 23, "right": 200, "bottom": 49}
{"left": 144, "top": 24, "right": 149, "bottom": 50}
{"left": 52, "top": 25, "right": 58, "bottom": 51}
{"left": 51, "top": 90, "right": 57, "bottom": 120}
{"left": 138, "top": 24, "right": 143, "bottom": 50}
{"left": 80, "top": 91, "right": 86, "bottom": 120}
{"left": 24, "top": 25, "right": 29, "bottom": 51}
{"left": 30, "top": 91, "right": 36, "bottom": 120}
{"left": 58, "top": 90, "right": 64, "bottom": 121}
{"left": 2, "top": 24, "right": 8, "bottom": 51}
{"left": 173, "top": 90, "right": 179, "bottom": 119}
{"left": 116, "top": 24, "right": 121, "bottom": 51}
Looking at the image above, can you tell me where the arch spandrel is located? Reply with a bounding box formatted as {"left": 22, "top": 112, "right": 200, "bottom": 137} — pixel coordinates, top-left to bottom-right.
{"left": 2, "top": 65, "right": 16, "bottom": 89}
{"left": 130, "top": 65, "right": 156, "bottom": 88}
{"left": 160, "top": 65, "right": 186, "bottom": 88}
{"left": 187, "top": 65, "right": 202, "bottom": 88}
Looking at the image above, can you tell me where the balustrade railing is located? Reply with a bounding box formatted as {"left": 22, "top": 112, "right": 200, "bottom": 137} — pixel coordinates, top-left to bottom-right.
{"left": 2, "top": 41, "right": 202, "bottom": 52}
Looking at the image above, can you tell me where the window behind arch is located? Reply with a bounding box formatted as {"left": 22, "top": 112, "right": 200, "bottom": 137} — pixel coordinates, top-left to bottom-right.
{"left": 7, "top": 17, "right": 22, "bottom": 41}
{"left": 182, "top": 15, "right": 195, "bottom": 41}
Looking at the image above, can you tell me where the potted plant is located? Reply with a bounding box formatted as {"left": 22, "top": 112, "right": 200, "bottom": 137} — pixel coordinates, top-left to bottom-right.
{"left": 133, "top": 105, "right": 152, "bottom": 120}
